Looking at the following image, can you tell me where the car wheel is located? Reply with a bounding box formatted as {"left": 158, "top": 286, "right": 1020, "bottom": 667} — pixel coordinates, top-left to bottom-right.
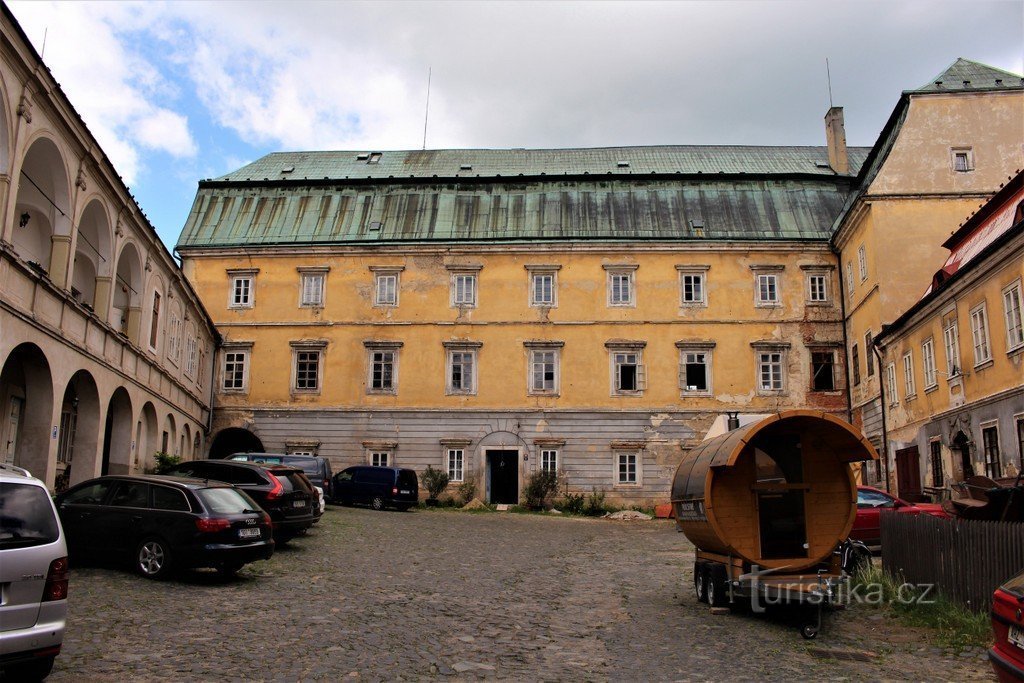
{"left": 136, "top": 537, "right": 173, "bottom": 579}
{"left": 370, "top": 495, "right": 385, "bottom": 511}
{"left": 800, "top": 623, "right": 819, "bottom": 640}
{"left": 3, "top": 655, "right": 55, "bottom": 681}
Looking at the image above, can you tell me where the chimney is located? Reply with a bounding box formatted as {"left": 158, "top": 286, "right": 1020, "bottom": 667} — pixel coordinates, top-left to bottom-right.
{"left": 824, "top": 106, "right": 849, "bottom": 175}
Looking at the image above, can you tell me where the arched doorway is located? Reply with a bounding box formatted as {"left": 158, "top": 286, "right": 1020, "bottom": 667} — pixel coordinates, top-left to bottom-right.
{"left": 952, "top": 431, "right": 974, "bottom": 480}
{"left": 12, "top": 137, "right": 71, "bottom": 280}
{"left": 101, "top": 387, "right": 132, "bottom": 477}
{"left": 55, "top": 370, "right": 100, "bottom": 491}
{"left": 139, "top": 402, "right": 158, "bottom": 471}
{"left": 162, "top": 413, "right": 177, "bottom": 457}
{"left": 0, "top": 343, "right": 54, "bottom": 480}
{"left": 209, "top": 428, "right": 264, "bottom": 459}
{"left": 180, "top": 423, "right": 191, "bottom": 461}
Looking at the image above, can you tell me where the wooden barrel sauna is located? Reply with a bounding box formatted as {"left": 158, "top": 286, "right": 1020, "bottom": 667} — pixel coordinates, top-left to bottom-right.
{"left": 672, "top": 410, "right": 879, "bottom": 572}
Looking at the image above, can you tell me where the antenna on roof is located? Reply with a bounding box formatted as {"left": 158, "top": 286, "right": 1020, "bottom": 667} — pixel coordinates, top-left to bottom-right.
{"left": 41, "top": 27, "right": 48, "bottom": 60}
{"left": 826, "top": 58, "right": 834, "bottom": 108}
{"left": 422, "top": 67, "right": 431, "bottom": 151}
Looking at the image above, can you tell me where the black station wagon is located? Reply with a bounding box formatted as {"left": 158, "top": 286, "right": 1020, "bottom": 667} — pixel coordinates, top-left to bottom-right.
{"left": 55, "top": 475, "right": 273, "bottom": 579}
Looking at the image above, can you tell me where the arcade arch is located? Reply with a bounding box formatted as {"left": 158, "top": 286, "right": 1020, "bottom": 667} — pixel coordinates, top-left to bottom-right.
{"left": 0, "top": 343, "right": 54, "bottom": 479}
{"left": 12, "top": 137, "right": 71, "bottom": 277}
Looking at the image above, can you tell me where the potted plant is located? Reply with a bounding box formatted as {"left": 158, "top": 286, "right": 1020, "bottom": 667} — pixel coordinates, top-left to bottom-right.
{"left": 420, "top": 465, "right": 450, "bottom": 507}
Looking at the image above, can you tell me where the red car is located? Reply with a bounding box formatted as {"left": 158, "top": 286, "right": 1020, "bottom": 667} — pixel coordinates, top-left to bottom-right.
{"left": 851, "top": 485, "right": 950, "bottom": 548}
{"left": 991, "top": 569, "right": 1024, "bottom": 682}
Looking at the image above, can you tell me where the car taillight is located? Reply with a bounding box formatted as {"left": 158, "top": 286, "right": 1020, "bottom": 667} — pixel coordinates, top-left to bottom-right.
{"left": 43, "top": 557, "right": 68, "bottom": 602}
{"left": 265, "top": 472, "right": 284, "bottom": 500}
{"left": 196, "top": 518, "right": 232, "bottom": 532}
{"left": 392, "top": 487, "right": 398, "bottom": 495}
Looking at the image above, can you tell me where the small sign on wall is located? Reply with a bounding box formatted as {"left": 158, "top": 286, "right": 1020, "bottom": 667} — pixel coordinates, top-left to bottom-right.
{"left": 52, "top": 426, "right": 58, "bottom": 439}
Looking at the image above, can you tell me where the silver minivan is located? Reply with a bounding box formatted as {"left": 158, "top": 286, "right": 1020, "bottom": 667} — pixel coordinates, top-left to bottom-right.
{"left": 0, "top": 464, "right": 68, "bottom": 680}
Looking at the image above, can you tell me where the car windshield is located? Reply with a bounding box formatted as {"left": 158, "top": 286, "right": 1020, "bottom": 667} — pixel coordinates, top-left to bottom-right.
{"left": 1003, "top": 570, "right": 1024, "bottom": 599}
{"left": 0, "top": 482, "right": 60, "bottom": 549}
{"left": 196, "top": 487, "right": 260, "bottom": 514}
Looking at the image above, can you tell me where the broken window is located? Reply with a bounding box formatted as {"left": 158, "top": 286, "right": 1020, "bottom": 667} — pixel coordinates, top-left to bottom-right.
{"left": 811, "top": 351, "right": 835, "bottom": 392}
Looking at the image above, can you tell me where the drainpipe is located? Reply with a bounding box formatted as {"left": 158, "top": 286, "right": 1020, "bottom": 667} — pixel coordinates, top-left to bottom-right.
{"left": 871, "top": 341, "right": 891, "bottom": 493}
{"left": 833, "top": 246, "right": 854, "bottom": 426}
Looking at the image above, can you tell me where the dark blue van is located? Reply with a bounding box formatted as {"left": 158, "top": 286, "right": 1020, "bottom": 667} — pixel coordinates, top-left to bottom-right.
{"left": 332, "top": 467, "right": 418, "bottom": 511}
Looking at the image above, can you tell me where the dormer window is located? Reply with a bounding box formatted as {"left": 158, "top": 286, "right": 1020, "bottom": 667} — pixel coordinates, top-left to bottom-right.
{"left": 368, "top": 152, "right": 382, "bottom": 164}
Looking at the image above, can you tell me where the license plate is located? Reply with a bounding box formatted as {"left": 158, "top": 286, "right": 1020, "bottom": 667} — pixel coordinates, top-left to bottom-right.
{"left": 238, "top": 528, "right": 260, "bottom": 539}
{"left": 1010, "top": 624, "right": 1024, "bottom": 650}
{"left": 399, "top": 490, "right": 410, "bottom": 495}
{"left": 293, "top": 500, "right": 306, "bottom": 508}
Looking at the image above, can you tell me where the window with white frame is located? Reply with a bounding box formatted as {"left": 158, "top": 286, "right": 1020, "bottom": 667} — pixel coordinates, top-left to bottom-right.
{"left": 167, "top": 311, "right": 181, "bottom": 365}
{"left": 221, "top": 345, "right": 251, "bottom": 393}
{"left": 540, "top": 449, "right": 559, "bottom": 473}
{"left": 677, "top": 341, "right": 714, "bottom": 394}
{"left": 982, "top": 425, "right": 1001, "bottom": 478}
{"left": 902, "top": 352, "right": 916, "bottom": 398}
{"left": 528, "top": 266, "right": 559, "bottom": 307}
{"left": 371, "top": 266, "right": 403, "bottom": 307}
{"left": 753, "top": 343, "right": 788, "bottom": 393}
{"left": 447, "top": 448, "right": 464, "bottom": 481}
{"left": 610, "top": 349, "right": 645, "bottom": 394}
{"left": 922, "top": 338, "right": 937, "bottom": 389}
{"left": 605, "top": 265, "right": 637, "bottom": 307}
{"left": 943, "top": 315, "right": 961, "bottom": 376}
{"left": 185, "top": 335, "right": 198, "bottom": 378}
{"left": 291, "top": 341, "right": 325, "bottom": 393}
{"left": 365, "top": 341, "right": 402, "bottom": 394}
{"left": 951, "top": 147, "right": 974, "bottom": 173}
{"left": 677, "top": 266, "right": 709, "bottom": 306}
{"left": 227, "top": 269, "right": 257, "bottom": 309}
{"left": 1003, "top": 280, "right": 1023, "bottom": 351}
{"left": 845, "top": 262, "right": 854, "bottom": 296}
{"left": 149, "top": 290, "right": 161, "bottom": 351}
{"left": 370, "top": 451, "right": 390, "bottom": 467}
{"left": 970, "top": 303, "right": 992, "bottom": 365}
{"left": 857, "top": 245, "right": 867, "bottom": 282}
{"left": 886, "top": 362, "right": 898, "bottom": 405}
{"left": 444, "top": 341, "right": 481, "bottom": 395}
{"left": 448, "top": 266, "right": 481, "bottom": 308}
{"left": 615, "top": 451, "right": 639, "bottom": 485}
{"left": 525, "top": 341, "right": 562, "bottom": 395}
{"left": 803, "top": 266, "right": 831, "bottom": 305}
{"left": 752, "top": 266, "right": 783, "bottom": 306}
{"left": 298, "top": 267, "right": 328, "bottom": 308}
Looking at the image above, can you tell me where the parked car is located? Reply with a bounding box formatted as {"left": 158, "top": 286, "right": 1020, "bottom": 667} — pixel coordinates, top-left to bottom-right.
{"left": 0, "top": 464, "right": 68, "bottom": 680}
{"left": 991, "top": 568, "right": 1024, "bottom": 682}
{"left": 227, "top": 453, "right": 334, "bottom": 501}
{"left": 332, "top": 466, "right": 418, "bottom": 511}
{"left": 851, "top": 485, "right": 951, "bottom": 549}
{"left": 55, "top": 474, "right": 273, "bottom": 580}
{"left": 164, "top": 460, "right": 316, "bottom": 541}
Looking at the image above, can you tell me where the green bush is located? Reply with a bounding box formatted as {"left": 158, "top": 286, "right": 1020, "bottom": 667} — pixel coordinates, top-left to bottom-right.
{"left": 455, "top": 476, "right": 477, "bottom": 505}
{"left": 557, "top": 491, "right": 586, "bottom": 515}
{"left": 420, "top": 465, "right": 450, "bottom": 500}
{"left": 522, "top": 470, "right": 561, "bottom": 510}
{"left": 584, "top": 489, "right": 606, "bottom": 516}
{"left": 153, "top": 451, "right": 181, "bottom": 474}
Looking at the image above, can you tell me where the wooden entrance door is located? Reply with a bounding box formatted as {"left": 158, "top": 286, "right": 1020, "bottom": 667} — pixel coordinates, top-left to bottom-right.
{"left": 895, "top": 446, "right": 922, "bottom": 500}
{"left": 487, "top": 450, "right": 519, "bottom": 504}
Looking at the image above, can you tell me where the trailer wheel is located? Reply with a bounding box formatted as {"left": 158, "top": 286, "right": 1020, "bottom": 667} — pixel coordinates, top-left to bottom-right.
{"left": 694, "top": 564, "right": 709, "bottom": 604}
{"left": 707, "top": 571, "right": 727, "bottom": 607}
{"left": 800, "top": 623, "right": 818, "bottom": 640}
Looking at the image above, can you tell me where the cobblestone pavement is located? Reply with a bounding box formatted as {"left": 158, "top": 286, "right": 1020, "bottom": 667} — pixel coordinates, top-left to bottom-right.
{"left": 48, "top": 508, "right": 994, "bottom": 682}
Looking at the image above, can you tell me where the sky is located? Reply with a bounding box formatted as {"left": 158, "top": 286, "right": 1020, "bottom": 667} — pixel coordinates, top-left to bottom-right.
{"left": 7, "top": 1, "right": 1024, "bottom": 256}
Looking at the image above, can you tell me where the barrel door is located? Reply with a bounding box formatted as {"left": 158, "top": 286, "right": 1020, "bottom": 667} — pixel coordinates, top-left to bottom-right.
{"left": 753, "top": 434, "right": 807, "bottom": 559}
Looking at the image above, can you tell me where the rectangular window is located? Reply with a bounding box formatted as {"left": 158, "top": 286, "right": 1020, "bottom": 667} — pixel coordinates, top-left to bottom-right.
{"left": 970, "top": 304, "right": 992, "bottom": 365}
{"left": 757, "top": 352, "right": 784, "bottom": 391}
{"left": 448, "top": 350, "right": 475, "bottom": 394}
{"left": 447, "top": 449, "right": 464, "bottom": 482}
{"left": 452, "top": 273, "right": 477, "bottom": 307}
{"left": 930, "top": 440, "right": 944, "bottom": 487}
{"left": 612, "top": 351, "right": 644, "bottom": 393}
{"left": 300, "top": 272, "right": 325, "bottom": 307}
{"left": 371, "top": 351, "right": 396, "bottom": 391}
{"left": 679, "top": 270, "right": 707, "bottom": 306}
{"left": 531, "top": 350, "right": 558, "bottom": 394}
{"left": 1018, "top": 419, "right": 1024, "bottom": 473}
{"left": 903, "top": 352, "right": 915, "bottom": 398}
{"left": 541, "top": 449, "right": 558, "bottom": 473}
{"left": 375, "top": 273, "right": 398, "bottom": 306}
{"left": 149, "top": 291, "right": 161, "bottom": 350}
{"left": 865, "top": 331, "right": 875, "bottom": 377}
{"left": 531, "top": 273, "right": 556, "bottom": 307}
{"left": 756, "top": 274, "right": 779, "bottom": 305}
{"left": 230, "top": 276, "right": 252, "bottom": 308}
{"left": 680, "top": 350, "right": 711, "bottom": 393}
{"left": 185, "top": 337, "right": 197, "bottom": 378}
{"left": 807, "top": 274, "right": 828, "bottom": 303}
{"left": 886, "top": 363, "right": 898, "bottom": 405}
{"left": 982, "top": 425, "right": 1001, "bottom": 478}
{"left": 608, "top": 270, "right": 635, "bottom": 307}
{"left": 951, "top": 148, "right": 973, "bottom": 172}
{"left": 857, "top": 245, "right": 867, "bottom": 282}
{"left": 295, "top": 350, "right": 321, "bottom": 392}
{"left": 922, "top": 338, "right": 937, "bottom": 389}
{"left": 943, "top": 317, "right": 961, "bottom": 376}
{"left": 811, "top": 351, "right": 835, "bottom": 392}
{"left": 845, "top": 262, "right": 854, "bottom": 296}
{"left": 1003, "top": 281, "right": 1024, "bottom": 350}
{"left": 616, "top": 452, "right": 638, "bottom": 485}
{"left": 371, "top": 451, "right": 389, "bottom": 467}
{"left": 851, "top": 344, "right": 861, "bottom": 386}
{"left": 222, "top": 350, "right": 247, "bottom": 392}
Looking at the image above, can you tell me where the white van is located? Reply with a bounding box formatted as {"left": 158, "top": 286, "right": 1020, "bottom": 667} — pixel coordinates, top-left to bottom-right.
{"left": 0, "top": 464, "right": 68, "bottom": 680}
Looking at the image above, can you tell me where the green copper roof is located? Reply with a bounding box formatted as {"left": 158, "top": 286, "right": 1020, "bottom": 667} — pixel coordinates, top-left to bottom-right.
{"left": 212, "top": 145, "right": 869, "bottom": 184}
{"left": 911, "top": 58, "right": 1023, "bottom": 94}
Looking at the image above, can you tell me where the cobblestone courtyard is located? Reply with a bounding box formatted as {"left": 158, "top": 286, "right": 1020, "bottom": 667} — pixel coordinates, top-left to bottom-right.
{"left": 48, "top": 507, "right": 994, "bottom": 682}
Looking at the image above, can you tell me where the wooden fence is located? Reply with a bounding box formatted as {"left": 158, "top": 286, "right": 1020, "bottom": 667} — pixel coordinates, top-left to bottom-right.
{"left": 881, "top": 512, "right": 1024, "bottom": 612}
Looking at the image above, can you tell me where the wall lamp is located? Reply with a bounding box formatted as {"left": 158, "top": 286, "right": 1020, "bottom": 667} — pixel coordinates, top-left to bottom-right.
{"left": 18, "top": 212, "right": 30, "bottom": 227}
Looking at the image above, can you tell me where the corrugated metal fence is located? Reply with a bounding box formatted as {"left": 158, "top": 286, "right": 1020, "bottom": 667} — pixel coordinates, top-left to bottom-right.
{"left": 881, "top": 512, "right": 1024, "bottom": 612}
